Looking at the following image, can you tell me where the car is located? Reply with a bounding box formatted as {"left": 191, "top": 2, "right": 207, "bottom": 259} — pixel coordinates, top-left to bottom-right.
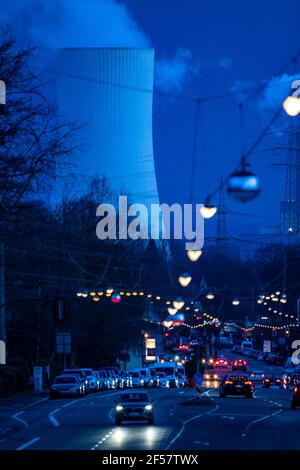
{"left": 204, "top": 371, "right": 219, "bottom": 381}
{"left": 291, "top": 384, "right": 300, "bottom": 409}
{"left": 220, "top": 374, "right": 254, "bottom": 398}
{"left": 283, "top": 370, "right": 300, "bottom": 389}
{"left": 63, "top": 369, "right": 89, "bottom": 392}
{"left": 82, "top": 368, "right": 99, "bottom": 392}
{"left": 263, "top": 375, "right": 273, "bottom": 388}
{"left": 128, "top": 370, "right": 145, "bottom": 388}
{"left": 93, "top": 371, "right": 104, "bottom": 390}
{"left": 50, "top": 375, "right": 85, "bottom": 399}
{"left": 114, "top": 391, "right": 154, "bottom": 425}
{"left": 249, "top": 371, "right": 265, "bottom": 382}
{"left": 98, "top": 370, "right": 109, "bottom": 389}
{"left": 214, "top": 358, "right": 230, "bottom": 369}
{"left": 99, "top": 369, "right": 116, "bottom": 389}
{"left": 232, "top": 359, "right": 247, "bottom": 371}
{"left": 156, "top": 372, "right": 170, "bottom": 388}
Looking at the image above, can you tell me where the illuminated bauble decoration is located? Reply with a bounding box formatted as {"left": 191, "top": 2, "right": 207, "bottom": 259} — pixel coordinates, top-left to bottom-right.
{"left": 163, "top": 320, "right": 173, "bottom": 328}
{"left": 111, "top": 293, "right": 121, "bottom": 304}
{"left": 90, "top": 291, "right": 96, "bottom": 297}
{"left": 257, "top": 298, "right": 263, "bottom": 304}
{"left": 227, "top": 162, "right": 260, "bottom": 202}
{"left": 168, "top": 307, "right": 178, "bottom": 315}
{"left": 81, "top": 290, "right": 88, "bottom": 298}
{"left": 206, "top": 291, "right": 215, "bottom": 300}
{"left": 282, "top": 96, "right": 300, "bottom": 117}
{"left": 172, "top": 312, "right": 185, "bottom": 324}
{"left": 173, "top": 297, "right": 185, "bottom": 309}
{"left": 178, "top": 272, "right": 192, "bottom": 287}
{"left": 106, "top": 287, "right": 114, "bottom": 294}
{"left": 200, "top": 199, "right": 217, "bottom": 219}
{"left": 232, "top": 298, "right": 240, "bottom": 306}
{"left": 93, "top": 296, "right": 100, "bottom": 302}
{"left": 76, "top": 292, "right": 82, "bottom": 297}
{"left": 187, "top": 249, "right": 202, "bottom": 262}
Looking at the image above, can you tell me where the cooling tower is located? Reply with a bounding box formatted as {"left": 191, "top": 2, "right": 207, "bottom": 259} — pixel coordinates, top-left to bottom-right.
{"left": 56, "top": 48, "right": 160, "bottom": 208}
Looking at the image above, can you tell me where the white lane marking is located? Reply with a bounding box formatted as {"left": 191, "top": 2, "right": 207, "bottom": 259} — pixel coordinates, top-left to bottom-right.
{"left": 179, "top": 391, "right": 184, "bottom": 394}
{"left": 62, "top": 400, "right": 78, "bottom": 408}
{"left": 90, "top": 430, "right": 114, "bottom": 450}
{"left": 242, "top": 409, "right": 282, "bottom": 437}
{"left": 16, "top": 437, "right": 41, "bottom": 450}
{"left": 193, "top": 440, "right": 210, "bottom": 446}
{"left": 0, "top": 427, "right": 11, "bottom": 435}
{"left": 12, "top": 411, "right": 28, "bottom": 428}
{"left": 222, "top": 416, "right": 235, "bottom": 420}
{"left": 166, "top": 404, "right": 219, "bottom": 450}
{"left": 48, "top": 408, "right": 61, "bottom": 427}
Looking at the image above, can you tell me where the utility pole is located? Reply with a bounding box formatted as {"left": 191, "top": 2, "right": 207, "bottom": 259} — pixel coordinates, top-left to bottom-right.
{"left": 216, "top": 177, "right": 229, "bottom": 256}
{"left": 0, "top": 242, "right": 5, "bottom": 364}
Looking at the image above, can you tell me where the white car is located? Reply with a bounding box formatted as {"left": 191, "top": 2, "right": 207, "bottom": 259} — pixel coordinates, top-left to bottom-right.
{"left": 157, "top": 372, "right": 169, "bottom": 388}
{"left": 82, "top": 369, "right": 99, "bottom": 392}
{"left": 128, "top": 371, "right": 145, "bottom": 388}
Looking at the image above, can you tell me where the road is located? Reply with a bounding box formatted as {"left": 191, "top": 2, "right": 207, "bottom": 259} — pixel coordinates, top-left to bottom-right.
{"left": 0, "top": 353, "right": 299, "bottom": 451}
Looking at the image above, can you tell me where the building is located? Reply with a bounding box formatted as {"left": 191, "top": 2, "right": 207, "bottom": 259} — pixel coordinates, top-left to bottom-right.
{"left": 56, "top": 48, "right": 160, "bottom": 209}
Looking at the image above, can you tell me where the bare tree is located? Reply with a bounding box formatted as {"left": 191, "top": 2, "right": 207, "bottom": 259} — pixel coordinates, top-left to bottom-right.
{"left": 0, "top": 33, "right": 80, "bottom": 224}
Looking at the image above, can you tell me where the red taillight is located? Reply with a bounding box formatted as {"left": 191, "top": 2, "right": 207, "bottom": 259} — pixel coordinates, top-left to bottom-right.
{"left": 245, "top": 381, "right": 252, "bottom": 385}
{"left": 234, "top": 361, "right": 237, "bottom": 365}
{"left": 265, "top": 379, "right": 270, "bottom": 382}
{"left": 294, "top": 387, "right": 298, "bottom": 393}
{"left": 225, "top": 380, "right": 233, "bottom": 385}
{"left": 276, "top": 379, "right": 280, "bottom": 383}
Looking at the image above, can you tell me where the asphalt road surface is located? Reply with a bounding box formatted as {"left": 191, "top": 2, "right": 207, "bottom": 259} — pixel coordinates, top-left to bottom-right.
{"left": 0, "top": 353, "right": 299, "bottom": 451}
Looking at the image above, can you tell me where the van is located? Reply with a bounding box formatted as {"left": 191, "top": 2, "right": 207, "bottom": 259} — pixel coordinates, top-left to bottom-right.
{"left": 131, "top": 368, "right": 152, "bottom": 387}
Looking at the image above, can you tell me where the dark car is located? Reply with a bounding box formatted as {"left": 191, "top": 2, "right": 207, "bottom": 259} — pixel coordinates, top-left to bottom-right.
{"left": 232, "top": 359, "right": 247, "bottom": 371}
{"left": 291, "top": 384, "right": 300, "bottom": 409}
{"left": 114, "top": 391, "right": 154, "bottom": 425}
{"left": 263, "top": 375, "right": 273, "bottom": 388}
{"left": 220, "top": 374, "right": 254, "bottom": 398}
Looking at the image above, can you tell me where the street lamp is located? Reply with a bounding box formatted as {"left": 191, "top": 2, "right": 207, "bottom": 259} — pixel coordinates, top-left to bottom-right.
{"left": 200, "top": 198, "right": 217, "bottom": 219}
{"left": 173, "top": 297, "right": 185, "bottom": 309}
{"left": 178, "top": 272, "right": 192, "bottom": 287}
{"left": 187, "top": 249, "right": 202, "bottom": 262}
{"left": 168, "top": 307, "right": 178, "bottom": 315}
{"left": 282, "top": 95, "right": 300, "bottom": 117}
{"left": 227, "top": 161, "right": 260, "bottom": 202}
{"left": 206, "top": 291, "right": 215, "bottom": 300}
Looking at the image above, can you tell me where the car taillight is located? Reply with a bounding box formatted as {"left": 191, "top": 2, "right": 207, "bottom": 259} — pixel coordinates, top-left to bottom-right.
{"left": 225, "top": 380, "right": 233, "bottom": 385}
{"left": 245, "top": 381, "right": 252, "bottom": 385}
{"left": 294, "top": 387, "right": 298, "bottom": 393}
{"left": 265, "top": 379, "right": 270, "bottom": 382}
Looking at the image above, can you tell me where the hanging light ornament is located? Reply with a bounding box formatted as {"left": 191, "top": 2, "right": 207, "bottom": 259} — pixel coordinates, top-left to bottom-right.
{"left": 206, "top": 291, "right": 215, "bottom": 300}
{"left": 280, "top": 294, "right": 287, "bottom": 304}
{"left": 227, "top": 158, "right": 260, "bottom": 202}
{"left": 187, "top": 249, "right": 202, "bottom": 262}
{"left": 173, "top": 297, "right": 185, "bottom": 309}
{"left": 81, "top": 290, "right": 88, "bottom": 298}
{"left": 111, "top": 293, "right": 121, "bottom": 304}
{"left": 106, "top": 287, "right": 114, "bottom": 294}
{"left": 163, "top": 320, "right": 173, "bottom": 328}
{"left": 93, "top": 296, "right": 100, "bottom": 302}
{"left": 178, "top": 272, "right": 192, "bottom": 287}
{"left": 168, "top": 307, "right": 178, "bottom": 315}
{"left": 76, "top": 291, "right": 82, "bottom": 297}
{"left": 200, "top": 198, "right": 217, "bottom": 219}
{"left": 232, "top": 298, "right": 240, "bottom": 306}
{"left": 282, "top": 93, "right": 300, "bottom": 117}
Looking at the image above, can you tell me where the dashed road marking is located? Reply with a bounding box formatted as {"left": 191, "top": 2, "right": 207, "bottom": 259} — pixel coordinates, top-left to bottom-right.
{"left": 62, "top": 400, "right": 78, "bottom": 408}
{"left": 242, "top": 409, "right": 282, "bottom": 438}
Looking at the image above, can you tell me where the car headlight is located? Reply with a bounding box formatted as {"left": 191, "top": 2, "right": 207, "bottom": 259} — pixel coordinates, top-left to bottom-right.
{"left": 115, "top": 405, "right": 123, "bottom": 412}
{"left": 214, "top": 375, "right": 218, "bottom": 379}
{"left": 205, "top": 374, "right": 210, "bottom": 379}
{"left": 145, "top": 404, "right": 152, "bottom": 411}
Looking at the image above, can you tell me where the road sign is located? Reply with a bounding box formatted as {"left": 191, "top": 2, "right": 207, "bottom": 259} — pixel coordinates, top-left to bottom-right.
{"left": 56, "top": 332, "right": 71, "bottom": 354}
{"left": 263, "top": 340, "right": 271, "bottom": 353}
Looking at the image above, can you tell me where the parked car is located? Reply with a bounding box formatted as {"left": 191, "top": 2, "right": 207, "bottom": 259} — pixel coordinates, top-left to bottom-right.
{"left": 50, "top": 375, "right": 85, "bottom": 399}
{"left": 98, "top": 370, "right": 109, "bottom": 389}
{"left": 63, "top": 369, "right": 89, "bottom": 392}
{"left": 128, "top": 370, "right": 145, "bottom": 388}
{"left": 157, "top": 372, "right": 169, "bottom": 388}
{"left": 82, "top": 368, "right": 98, "bottom": 392}
{"left": 250, "top": 370, "right": 265, "bottom": 382}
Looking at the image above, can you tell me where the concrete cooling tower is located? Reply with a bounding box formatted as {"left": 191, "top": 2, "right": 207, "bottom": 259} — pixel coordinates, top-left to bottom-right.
{"left": 56, "top": 48, "right": 160, "bottom": 208}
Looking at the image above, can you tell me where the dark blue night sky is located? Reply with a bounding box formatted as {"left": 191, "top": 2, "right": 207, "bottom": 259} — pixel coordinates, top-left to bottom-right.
{"left": 2, "top": 0, "right": 300, "bottom": 239}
